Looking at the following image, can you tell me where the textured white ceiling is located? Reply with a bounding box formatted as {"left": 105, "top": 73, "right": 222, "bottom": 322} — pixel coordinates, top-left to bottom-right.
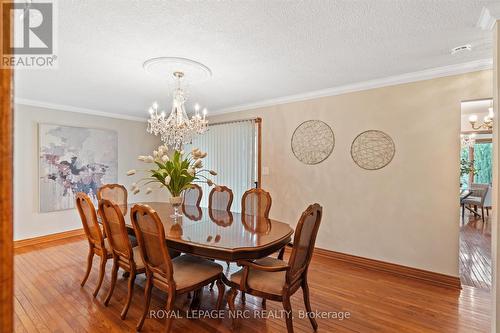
{"left": 15, "top": 0, "right": 497, "bottom": 118}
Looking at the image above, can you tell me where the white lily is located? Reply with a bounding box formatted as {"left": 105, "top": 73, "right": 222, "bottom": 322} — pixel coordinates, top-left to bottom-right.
{"left": 207, "top": 179, "right": 214, "bottom": 187}
{"left": 153, "top": 150, "right": 158, "bottom": 158}
{"left": 126, "top": 169, "right": 136, "bottom": 176}
{"left": 165, "top": 175, "right": 171, "bottom": 184}
{"left": 187, "top": 167, "right": 195, "bottom": 176}
{"left": 161, "top": 155, "right": 169, "bottom": 162}
{"left": 144, "top": 156, "right": 154, "bottom": 163}
{"left": 158, "top": 145, "right": 165, "bottom": 156}
{"left": 192, "top": 148, "right": 201, "bottom": 158}
{"left": 194, "top": 159, "right": 203, "bottom": 168}
{"left": 199, "top": 151, "right": 207, "bottom": 158}
{"left": 137, "top": 155, "right": 147, "bottom": 161}
{"left": 209, "top": 170, "right": 217, "bottom": 176}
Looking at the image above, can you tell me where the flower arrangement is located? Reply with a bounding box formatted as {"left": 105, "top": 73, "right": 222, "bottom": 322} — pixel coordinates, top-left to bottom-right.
{"left": 127, "top": 145, "right": 216, "bottom": 217}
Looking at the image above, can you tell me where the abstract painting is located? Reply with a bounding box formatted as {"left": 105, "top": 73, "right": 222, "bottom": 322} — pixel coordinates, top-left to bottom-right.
{"left": 39, "top": 124, "right": 118, "bottom": 212}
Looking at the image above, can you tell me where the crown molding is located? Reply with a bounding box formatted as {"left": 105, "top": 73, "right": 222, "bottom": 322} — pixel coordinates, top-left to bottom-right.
{"left": 15, "top": 59, "right": 493, "bottom": 119}
{"left": 477, "top": 5, "right": 500, "bottom": 30}
{"left": 14, "top": 98, "right": 147, "bottom": 122}
{"left": 212, "top": 59, "right": 493, "bottom": 115}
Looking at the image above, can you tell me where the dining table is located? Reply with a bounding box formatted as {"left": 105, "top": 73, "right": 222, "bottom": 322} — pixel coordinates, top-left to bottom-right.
{"left": 119, "top": 202, "right": 294, "bottom": 263}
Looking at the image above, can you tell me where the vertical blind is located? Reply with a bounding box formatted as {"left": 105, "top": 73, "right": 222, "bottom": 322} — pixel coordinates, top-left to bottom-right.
{"left": 185, "top": 119, "right": 257, "bottom": 212}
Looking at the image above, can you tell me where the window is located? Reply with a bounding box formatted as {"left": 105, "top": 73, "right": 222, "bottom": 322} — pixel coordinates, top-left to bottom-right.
{"left": 473, "top": 142, "right": 492, "bottom": 184}
{"left": 185, "top": 119, "right": 260, "bottom": 212}
{"left": 460, "top": 140, "right": 492, "bottom": 187}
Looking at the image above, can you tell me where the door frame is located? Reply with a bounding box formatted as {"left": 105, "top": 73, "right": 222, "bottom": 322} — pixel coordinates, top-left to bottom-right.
{"left": 0, "top": 1, "right": 13, "bottom": 331}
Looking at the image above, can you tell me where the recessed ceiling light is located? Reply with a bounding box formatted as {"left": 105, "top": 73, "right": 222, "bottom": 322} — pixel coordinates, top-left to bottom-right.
{"left": 451, "top": 44, "right": 472, "bottom": 55}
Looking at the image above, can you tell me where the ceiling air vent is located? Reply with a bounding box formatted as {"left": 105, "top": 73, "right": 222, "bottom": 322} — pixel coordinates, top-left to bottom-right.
{"left": 451, "top": 44, "right": 472, "bottom": 55}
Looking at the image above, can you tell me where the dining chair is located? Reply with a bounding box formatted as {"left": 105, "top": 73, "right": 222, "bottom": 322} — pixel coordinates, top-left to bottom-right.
{"left": 462, "top": 183, "right": 489, "bottom": 223}
{"left": 207, "top": 185, "right": 234, "bottom": 272}
{"left": 241, "top": 188, "right": 288, "bottom": 260}
{"left": 183, "top": 183, "right": 202, "bottom": 207}
{"left": 182, "top": 204, "right": 203, "bottom": 221}
{"left": 241, "top": 188, "right": 272, "bottom": 218}
{"left": 208, "top": 185, "right": 233, "bottom": 211}
{"left": 75, "top": 192, "right": 112, "bottom": 297}
{"left": 98, "top": 199, "right": 146, "bottom": 319}
{"left": 97, "top": 184, "right": 128, "bottom": 215}
{"left": 131, "top": 204, "right": 225, "bottom": 332}
{"left": 227, "top": 203, "right": 323, "bottom": 333}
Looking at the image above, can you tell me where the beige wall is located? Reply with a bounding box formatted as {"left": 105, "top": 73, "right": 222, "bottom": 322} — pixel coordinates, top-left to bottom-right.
{"left": 210, "top": 70, "right": 492, "bottom": 276}
{"left": 14, "top": 104, "right": 162, "bottom": 241}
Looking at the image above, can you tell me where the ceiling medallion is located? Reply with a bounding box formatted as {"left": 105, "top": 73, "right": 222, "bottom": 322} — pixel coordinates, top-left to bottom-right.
{"left": 144, "top": 57, "right": 211, "bottom": 149}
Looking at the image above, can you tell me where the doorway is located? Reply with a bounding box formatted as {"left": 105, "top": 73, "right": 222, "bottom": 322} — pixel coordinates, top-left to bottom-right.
{"left": 459, "top": 99, "right": 493, "bottom": 291}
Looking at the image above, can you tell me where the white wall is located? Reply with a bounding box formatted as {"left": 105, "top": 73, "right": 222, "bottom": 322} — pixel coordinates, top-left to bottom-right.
{"left": 210, "top": 70, "right": 492, "bottom": 276}
{"left": 14, "top": 104, "right": 162, "bottom": 240}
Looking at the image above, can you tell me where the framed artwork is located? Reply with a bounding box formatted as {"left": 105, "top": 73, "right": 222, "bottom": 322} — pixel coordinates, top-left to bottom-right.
{"left": 291, "top": 120, "right": 335, "bottom": 165}
{"left": 38, "top": 124, "right": 118, "bottom": 212}
{"left": 351, "top": 130, "right": 395, "bottom": 170}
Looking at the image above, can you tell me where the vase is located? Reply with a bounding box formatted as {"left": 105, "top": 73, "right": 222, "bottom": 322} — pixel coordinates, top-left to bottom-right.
{"left": 169, "top": 196, "right": 183, "bottom": 218}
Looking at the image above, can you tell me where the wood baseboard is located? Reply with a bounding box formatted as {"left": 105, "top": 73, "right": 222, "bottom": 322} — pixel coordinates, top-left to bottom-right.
{"left": 313, "top": 247, "right": 461, "bottom": 290}
{"left": 14, "top": 229, "right": 85, "bottom": 249}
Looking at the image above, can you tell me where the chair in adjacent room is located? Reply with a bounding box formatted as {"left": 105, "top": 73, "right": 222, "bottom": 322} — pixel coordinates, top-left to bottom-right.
{"left": 131, "top": 204, "right": 225, "bottom": 332}
{"left": 462, "top": 183, "right": 489, "bottom": 223}
{"left": 227, "top": 204, "right": 323, "bottom": 333}
{"left": 75, "top": 192, "right": 112, "bottom": 297}
{"left": 99, "top": 199, "right": 146, "bottom": 319}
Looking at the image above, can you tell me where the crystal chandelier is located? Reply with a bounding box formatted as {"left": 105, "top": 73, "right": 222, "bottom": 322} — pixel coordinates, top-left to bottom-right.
{"left": 147, "top": 71, "right": 208, "bottom": 149}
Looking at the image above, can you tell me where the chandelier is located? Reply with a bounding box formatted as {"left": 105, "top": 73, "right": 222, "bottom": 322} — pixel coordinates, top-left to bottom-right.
{"left": 147, "top": 71, "right": 208, "bottom": 149}
{"left": 469, "top": 106, "right": 494, "bottom": 130}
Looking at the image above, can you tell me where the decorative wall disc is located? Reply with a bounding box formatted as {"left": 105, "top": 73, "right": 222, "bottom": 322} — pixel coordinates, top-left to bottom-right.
{"left": 291, "top": 120, "right": 334, "bottom": 165}
{"left": 351, "top": 130, "right": 395, "bottom": 170}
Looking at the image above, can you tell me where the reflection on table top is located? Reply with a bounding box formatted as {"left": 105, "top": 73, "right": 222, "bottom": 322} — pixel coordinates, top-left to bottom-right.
{"left": 121, "top": 202, "right": 293, "bottom": 253}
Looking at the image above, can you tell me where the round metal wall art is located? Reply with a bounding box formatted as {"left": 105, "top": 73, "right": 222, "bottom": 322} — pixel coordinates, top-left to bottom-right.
{"left": 351, "top": 130, "right": 395, "bottom": 170}
{"left": 291, "top": 120, "right": 335, "bottom": 165}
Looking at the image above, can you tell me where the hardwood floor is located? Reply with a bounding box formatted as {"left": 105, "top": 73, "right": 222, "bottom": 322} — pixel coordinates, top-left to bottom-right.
{"left": 459, "top": 213, "right": 491, "bottom": 291}
{"left": 14, "top": 236, "right": 490, "bottom": 332}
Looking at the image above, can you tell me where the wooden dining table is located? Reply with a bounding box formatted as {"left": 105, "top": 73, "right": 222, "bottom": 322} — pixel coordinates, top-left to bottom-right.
{"left": 119, "top": 202, "right": 294, "bottom": 262}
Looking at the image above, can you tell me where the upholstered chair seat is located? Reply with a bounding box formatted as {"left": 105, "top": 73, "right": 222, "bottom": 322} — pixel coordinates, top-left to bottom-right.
{"left": 96, "top": 238, "right": 112, "bottom": 252}
{"left": 230, "top": 257, "right": 287, "bottom": 295}
{"left": 132, "top": 246, "right": 145, "bottom": 269}
{"left": 153, "top": 255, "right": 223, "bottom": 291}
